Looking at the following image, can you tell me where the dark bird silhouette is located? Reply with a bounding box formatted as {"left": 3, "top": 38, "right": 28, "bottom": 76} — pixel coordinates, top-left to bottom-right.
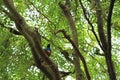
{"left": 44, "top": 44, "right": 51, "bottom": 56}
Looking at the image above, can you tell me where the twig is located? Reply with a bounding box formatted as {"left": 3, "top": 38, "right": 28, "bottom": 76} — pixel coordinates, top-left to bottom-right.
{"left": 60, "top": 71, "right": 72, "bottom": 77}
{"left": 28, "top": 0, "right": 57, "bottom": 28}
{"left": 61, "top": 50, "right": 74, "bottom": 64}
{"left": 79, "top": 0, "right": 104, "bottom": 52}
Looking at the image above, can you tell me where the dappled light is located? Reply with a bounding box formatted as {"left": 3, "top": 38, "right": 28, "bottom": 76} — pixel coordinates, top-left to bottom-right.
{"left": 0, "top": 0, "right": 119, "bottom": 80}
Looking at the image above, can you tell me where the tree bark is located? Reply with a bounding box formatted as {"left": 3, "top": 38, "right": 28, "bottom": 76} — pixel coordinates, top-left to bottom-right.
{"left": 59, "top": 2, "right": 89, "bottom": 80}
{"left": 106, "top": 0, "right": 116, "bottom": 80}
{"left": 105, "top": 54, "right": 116, "bottom": 80}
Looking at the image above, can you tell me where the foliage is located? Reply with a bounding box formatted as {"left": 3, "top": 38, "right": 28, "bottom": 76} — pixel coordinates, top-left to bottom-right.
{"left": 0, "top": 0, "right": 120, "bottom": 80}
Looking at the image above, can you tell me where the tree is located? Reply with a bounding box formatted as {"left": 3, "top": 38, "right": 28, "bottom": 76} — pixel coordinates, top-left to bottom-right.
{"left": 0, "top": 0, "right": 119, "bottom": 80}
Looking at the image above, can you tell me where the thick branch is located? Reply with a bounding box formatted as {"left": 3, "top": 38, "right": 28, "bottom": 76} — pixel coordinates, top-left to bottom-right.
{"left": 59, "top": 2, "right": 78, "bottom": 46}
{"left": 107, "top": 0, "right": 115, "bottom": 55}
{"left": 59, "top": 2, "right": 84, "bottom": 80}
{"left": 59, "top": 2, "right": 90, "bottom": 80}
{"left": 2, "top": 0, "right": 61, "bottom": 79}
{"left": 95, "top": 0, "right": 108, "bottom": 53}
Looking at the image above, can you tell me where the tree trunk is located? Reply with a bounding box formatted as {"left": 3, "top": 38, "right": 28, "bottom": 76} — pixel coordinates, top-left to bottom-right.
{"left": 105, "top": 54, "right": 116, "bottom": 80}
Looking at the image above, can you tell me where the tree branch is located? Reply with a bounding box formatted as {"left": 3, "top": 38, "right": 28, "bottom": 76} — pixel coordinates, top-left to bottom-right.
{"left": 59, "top": 2, "right": 87, "bottom": 80}
{"left": 79, "top": 0, "right": 104, "bottom": 52}
{"left": 60, "top": 71, "right": 72, "bottom": 77}
{"left": 56, "top": 29, "right": 91, "bottom": 80}
{"left": 95, "top": 53, "right": 105, "bottom": 56}
{"left": 59, "top": 2, "right": 91, "bottom": 79}
{"left": 95, "top": 0, "right": 108, "bottom": 53}
{"left": 1, "top": 8, "right": 15, "bottom": 21}
{"left": 2, "top": 0, "right": 61, "bottom": 79}
{"left": 107, "top": 0, "right": 115, "bottom": 55}
{"left": 61, "top": 50, "right": 74, "bottom": 64}
{"left": 0, "top": 22, "right": 22, "bottom": 35}
{"left": 28, "top": 0, "right": 57, "bottom": 28}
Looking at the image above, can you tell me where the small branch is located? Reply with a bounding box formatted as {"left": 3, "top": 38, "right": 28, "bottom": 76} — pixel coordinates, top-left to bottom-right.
{"left": 9, "top": 28, "right": 22, "bottom": 35}
{"left": 61, "top": 50, "right": 74, "bottom": 64}
{"left": 60, "top": 71, "right": 72, "bottom": 77}
{"left": 1, "top": 8, "right": 15, "bottom": 21}
{"left": 0, "top": 22, "right": 22, "bottom": 35}
{"left": 28, "top": 0, "right": 57, "bottom": 28}
{"left": 79, "top": 0, "right": 104, "bottom": 52}
{"left": 95, "top": 53, "right": 105, "bottom": 56}
{"left": 89, "top": 54, "right": 107, "bottom": 72}
{"left": 56, "top": 29, "right": 91, "bottom": 80}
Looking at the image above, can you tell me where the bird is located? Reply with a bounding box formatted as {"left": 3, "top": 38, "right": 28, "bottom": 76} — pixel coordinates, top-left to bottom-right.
{"left": 44, "top": 44, "right": 51, "bottom": 56}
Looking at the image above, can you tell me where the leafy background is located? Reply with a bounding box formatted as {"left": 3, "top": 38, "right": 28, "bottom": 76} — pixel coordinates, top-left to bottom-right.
{"left": 0, "top": 0, "right": 120, "bottom": 80}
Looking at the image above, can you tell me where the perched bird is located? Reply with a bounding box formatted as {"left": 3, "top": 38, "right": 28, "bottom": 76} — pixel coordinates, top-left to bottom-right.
{"left": 44, "top": 44, "right": 51, "bottom": 56}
